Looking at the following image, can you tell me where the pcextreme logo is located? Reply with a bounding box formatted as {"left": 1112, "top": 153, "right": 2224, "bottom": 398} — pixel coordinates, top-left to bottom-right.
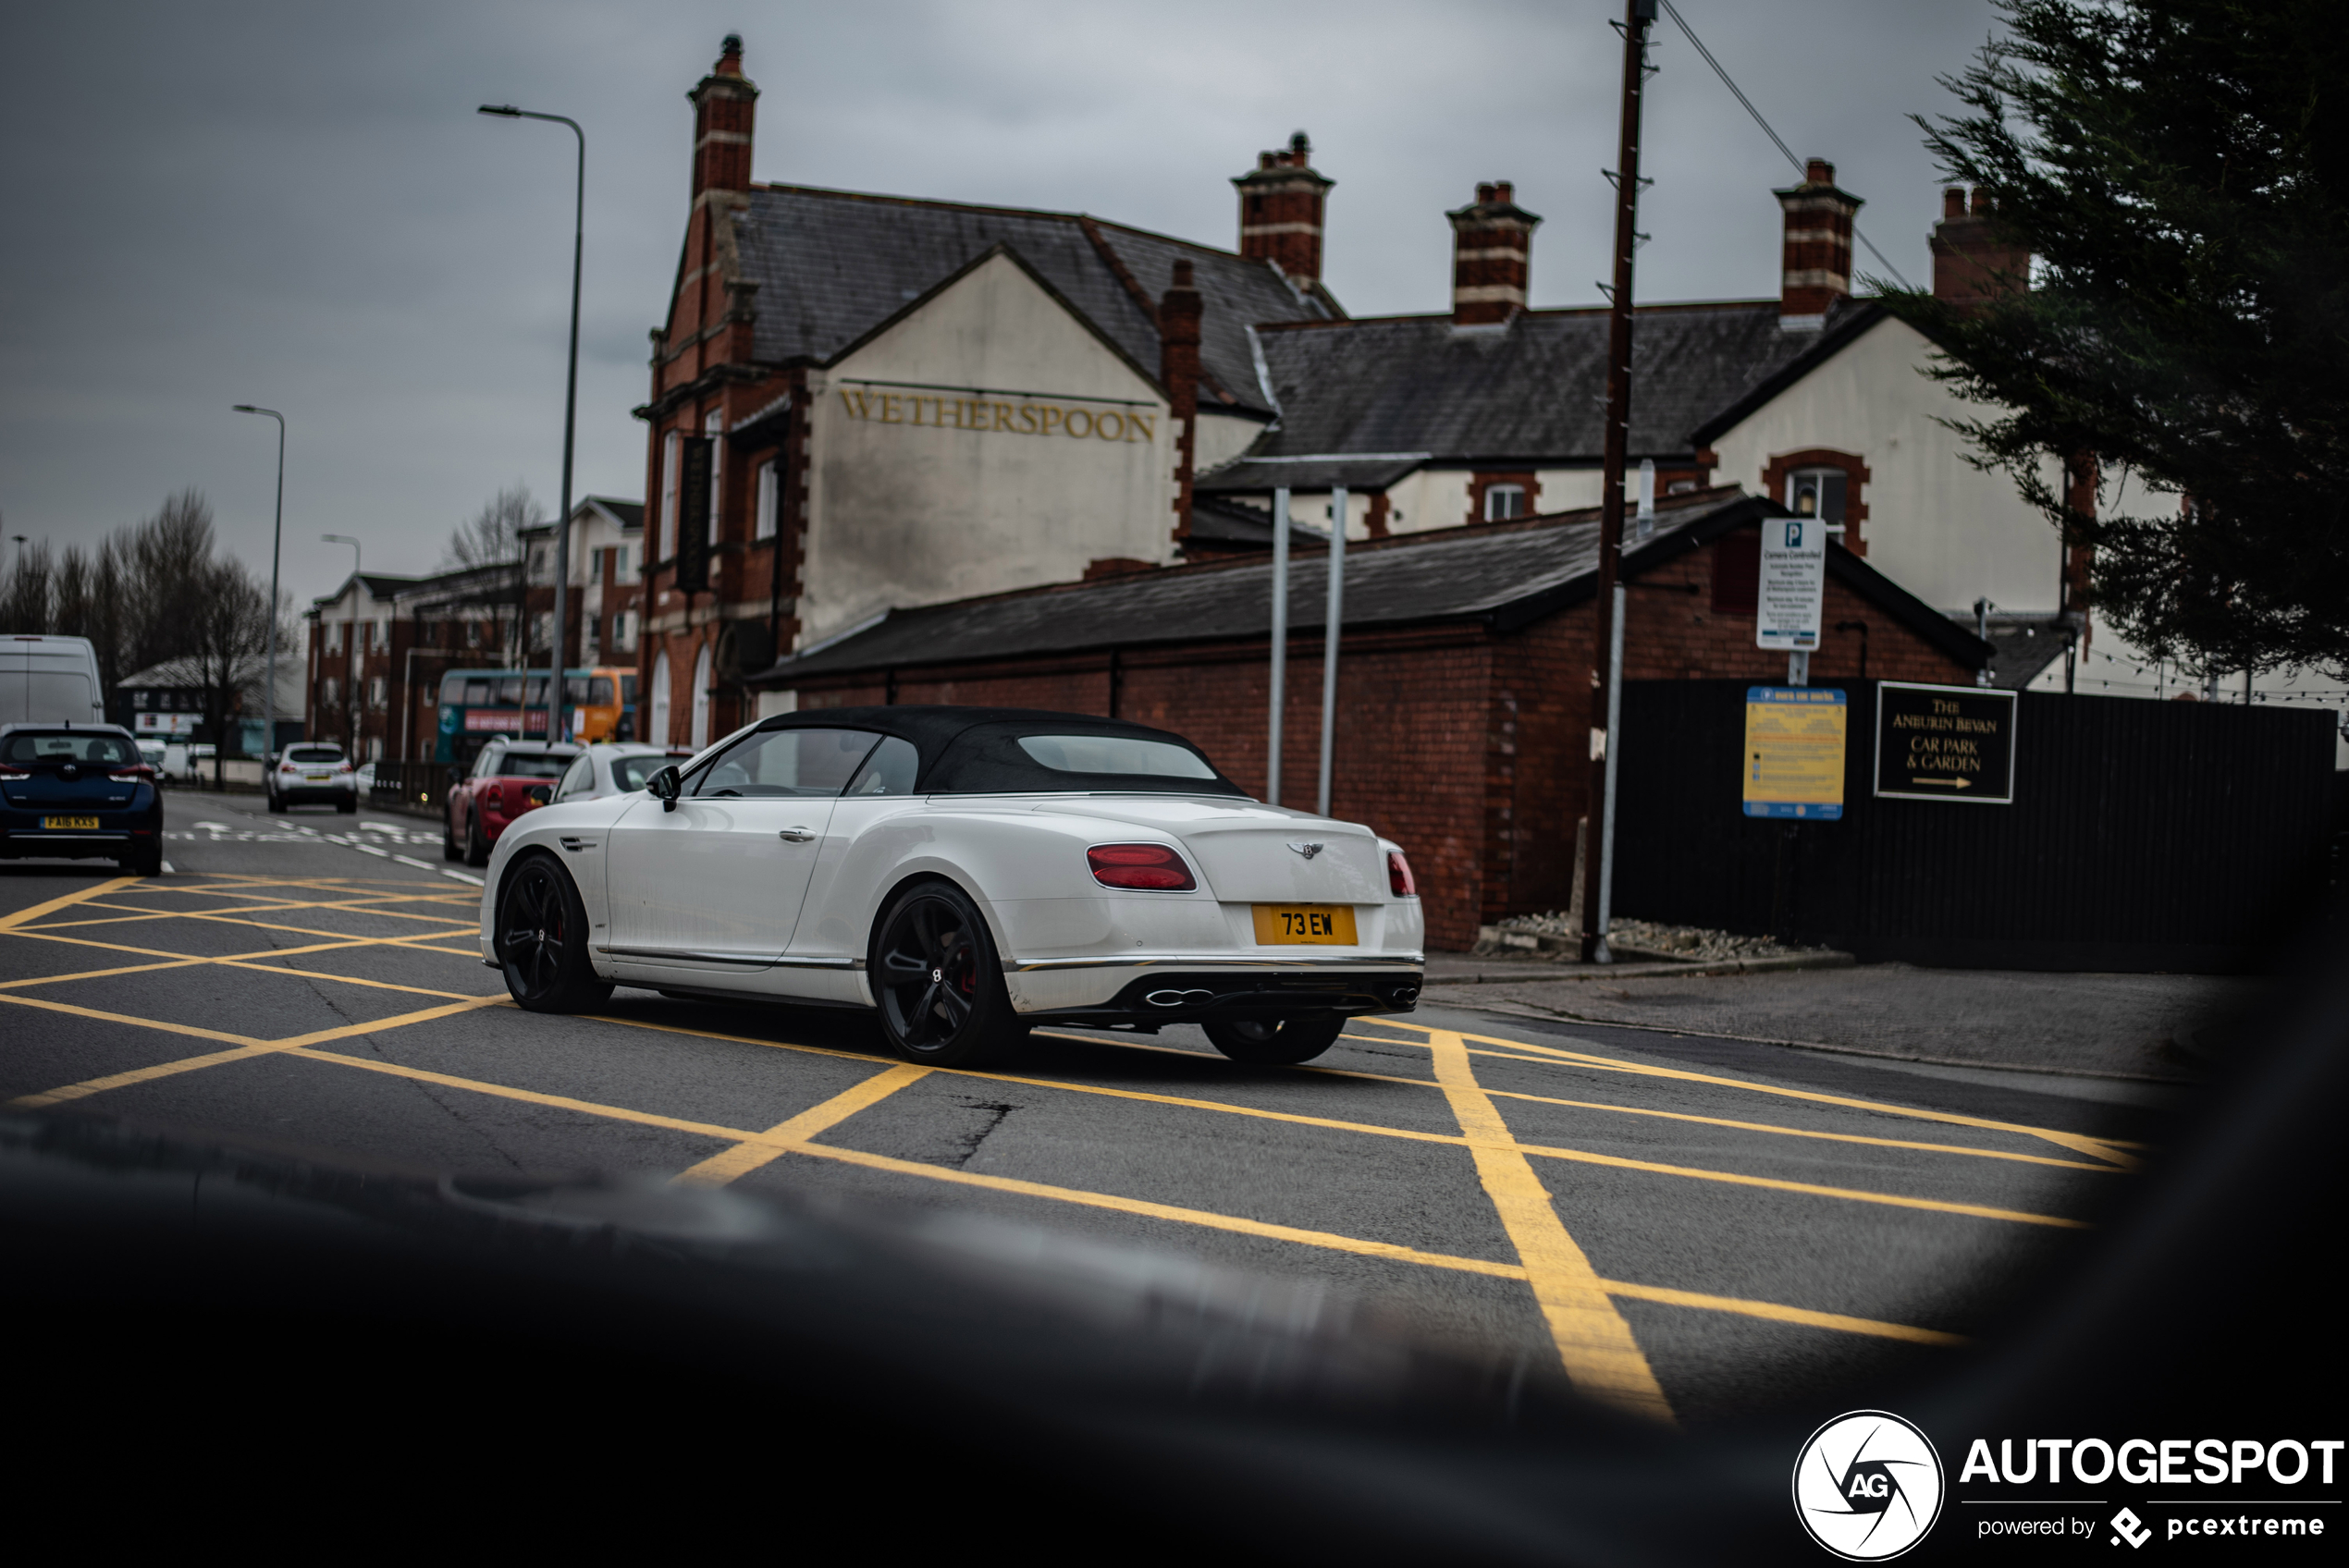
{"left": 1794, "top": 1410, "right": 1947, "bottom": 1561}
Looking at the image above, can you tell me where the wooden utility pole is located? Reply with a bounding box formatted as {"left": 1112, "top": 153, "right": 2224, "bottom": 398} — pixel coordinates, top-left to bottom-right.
{"left": 1580, "top": 0, "right": 1655, "bottom": 962}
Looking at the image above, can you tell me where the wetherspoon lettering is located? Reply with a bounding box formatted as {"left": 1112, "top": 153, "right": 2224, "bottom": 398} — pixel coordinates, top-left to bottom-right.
{"left": 837, "top": 386, "right": 1156, "bottom": 444}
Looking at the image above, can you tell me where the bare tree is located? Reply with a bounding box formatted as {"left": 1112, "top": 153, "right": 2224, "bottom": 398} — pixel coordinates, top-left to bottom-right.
{"left": 187, "top": 557, "right": 272, "bottom": 786}
{"left": 0, "top": 540, "right": 55, "bottom": 634}
{"left": 443, "top": 484, "right": 541, "bottom": 572}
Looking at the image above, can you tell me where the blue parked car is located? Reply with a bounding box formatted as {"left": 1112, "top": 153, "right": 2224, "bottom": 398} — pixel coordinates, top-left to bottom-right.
{"left": 0, "top": 723, "right": 165, "bottom": 877}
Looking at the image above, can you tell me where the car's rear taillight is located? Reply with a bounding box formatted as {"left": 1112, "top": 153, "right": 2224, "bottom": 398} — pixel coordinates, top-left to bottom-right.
{"left": 0, "top": 769, "right": 27, "bottom": 782}
{"left": 1386, "top": 850, "right": 1418, "bottom": 898}
{"left": 109, "top": 766, "right": 156, "bottom": 782}
{"left": 1088, "top": 842, "right": 1196, "bottom": 891}
{"left": 335, "top": 761, "right": 352, "bottom": 774}
{"left": 279, "top": 761, "right": 299, "bottom": 772}
{"left": 485, "top": 785, "right": 503, "bottom": 810}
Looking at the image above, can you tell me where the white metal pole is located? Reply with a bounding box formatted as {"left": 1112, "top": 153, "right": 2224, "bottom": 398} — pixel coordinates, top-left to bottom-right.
{"left": 1267, "top": 487, "right": 1289, "bottom": 806}
{"left": 1595, "top": 582, "right": 1626, "bottom": 963}
{"left": 1316, "top": 485, "right": 1347, "bottom": 817}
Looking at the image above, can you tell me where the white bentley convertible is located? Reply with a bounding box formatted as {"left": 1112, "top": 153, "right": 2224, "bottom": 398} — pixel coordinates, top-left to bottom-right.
{"left": 479, "top": 707, "right": 1424, "bottom": 1066}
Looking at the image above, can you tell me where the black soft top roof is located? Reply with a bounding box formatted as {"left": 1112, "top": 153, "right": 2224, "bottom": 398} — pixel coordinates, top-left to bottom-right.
{"left": 755, "top": 705, "right": 1247, "bottom": 797}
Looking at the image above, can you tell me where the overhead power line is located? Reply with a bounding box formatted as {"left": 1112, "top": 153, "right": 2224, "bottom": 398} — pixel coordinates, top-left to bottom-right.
{"left": 1657, "top": 0, "right": 1916, "bottom": 293}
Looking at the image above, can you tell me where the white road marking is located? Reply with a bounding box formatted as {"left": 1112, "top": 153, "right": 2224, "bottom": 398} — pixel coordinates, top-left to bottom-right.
{"left": 158, "top": 862, "right": 174, "bottom": 875}
{"left": 354, "top": 844, "right": 389, "bottom": 858}
{"left": 443, "top": 869, "right": 485, "bottom": 886}
{"left": 193, "top": 821, "right": 230, "bottom": 831}
{"left": 393, "top": 855, "right": 438, "bottom": 871}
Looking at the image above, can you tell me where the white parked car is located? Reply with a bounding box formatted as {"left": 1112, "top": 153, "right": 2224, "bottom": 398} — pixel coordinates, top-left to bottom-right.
{"left": 478, "top": 707, "right": 1424, "bottom": 1066}
{"left": 265, "top": 742, "right": 358, "bottom": 813}
{"left": 548, "top": 742, "right": 697, "bottom": 805}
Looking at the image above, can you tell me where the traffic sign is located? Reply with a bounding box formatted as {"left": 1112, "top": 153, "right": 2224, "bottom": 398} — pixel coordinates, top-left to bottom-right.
{"left": 1742, "top": 686, "right": 1846, "bottom": 818}
{"left": 1756, "top": 516, "right": 1826, "bottom": 651}
{"left": 1874, "top": 681, "right": 2016, "bottom": 803}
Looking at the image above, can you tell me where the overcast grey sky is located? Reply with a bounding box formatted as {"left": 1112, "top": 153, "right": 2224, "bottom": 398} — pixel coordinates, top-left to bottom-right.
{"left": 0, "top": 0, "right": 2000, "bottom": 608}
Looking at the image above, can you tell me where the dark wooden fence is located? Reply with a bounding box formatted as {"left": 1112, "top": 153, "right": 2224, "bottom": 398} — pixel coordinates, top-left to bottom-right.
{"left": 1612, "top": 680, "right": 2339, "bottom": 972}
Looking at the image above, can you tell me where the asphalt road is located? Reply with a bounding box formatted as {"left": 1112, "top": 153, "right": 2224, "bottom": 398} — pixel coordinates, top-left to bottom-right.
{"left": 0, "top": 794, "right": 2179, "bottom": 1427}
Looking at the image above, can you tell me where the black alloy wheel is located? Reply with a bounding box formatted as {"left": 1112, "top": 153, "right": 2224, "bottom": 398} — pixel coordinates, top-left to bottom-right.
{"left": 465, "top": 811, "right": 490, "bottom": 868}
{"left": 1202, "top": 1015, "right": 1345, "bottom": 1066}
{"left": 496, "top": 853, "right": 612, "bottom": 1013}
{"left": 870, "top": 881, "right": 1023, "bottom": 1067}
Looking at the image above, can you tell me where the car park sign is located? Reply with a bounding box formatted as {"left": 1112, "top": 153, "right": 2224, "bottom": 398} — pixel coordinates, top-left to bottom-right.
{"left": 1742, "top": 687, "right": 1846, "bottom": 818}
{"left": 1874, "top": 681, "right": 2017, "bottom": 803}
{"left": 1755, "top": 516, "right": 1826, "bottom": 651}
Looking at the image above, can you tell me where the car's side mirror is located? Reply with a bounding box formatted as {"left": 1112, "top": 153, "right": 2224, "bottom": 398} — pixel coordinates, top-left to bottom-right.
{"left": 648, "top": 765, "right": 682, "bottom": 812}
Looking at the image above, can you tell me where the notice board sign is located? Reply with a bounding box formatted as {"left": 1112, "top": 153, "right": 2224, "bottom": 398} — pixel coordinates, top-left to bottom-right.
{"left": 1755, "top": 516, "right": 1826, "bottom": 651}
{"left": 1875, "top": 681, "right": 2017, "bottom": 803}
{"left": 1742, "top": 686, "right": 1846, "bottom": 818}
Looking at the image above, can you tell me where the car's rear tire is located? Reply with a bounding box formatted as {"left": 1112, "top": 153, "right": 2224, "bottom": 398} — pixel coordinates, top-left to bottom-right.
{"left": 266, "top": 791, "right": 285, "bottom": 815}
{"left": 1203, "top": 1015, "right": 1345, "bottom": 1066}
{"left": 337, "top": 795, "right": 357, "bottom": 815}
{"left": 869, "top": 880, "right": 1024, "bottom": 1068}
{"left": 118, "top": 843, "right": 164, "bottom": 878}
{"left": 496, "top": 852, "right": 612, "bottom": 1013}
{"left": 465, "top": 814, "right": 490, "bottom": 867}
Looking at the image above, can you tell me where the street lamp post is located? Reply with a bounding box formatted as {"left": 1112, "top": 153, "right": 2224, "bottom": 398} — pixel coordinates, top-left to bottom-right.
{"left": 323, "top": 533, "right": 362, "bottom": 754}
{"left": 231, "top": 407, "right": 286, "bottom": 759}
{"left": 479, "top": 103, "right": 585, "bottom": 750}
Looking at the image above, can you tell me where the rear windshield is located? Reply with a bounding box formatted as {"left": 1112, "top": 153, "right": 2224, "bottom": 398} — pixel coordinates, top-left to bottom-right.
{"left": 1015, "top": 734, "right": 1217, "bottom": 778}
{"left": 495, "top": 753, "right": 573, "bottom": 779}
{"left": 286, "top": 746, "right": 342, "bottom": 764}
{"left": 4, "top": 732, "right": 139, "bottom": 766}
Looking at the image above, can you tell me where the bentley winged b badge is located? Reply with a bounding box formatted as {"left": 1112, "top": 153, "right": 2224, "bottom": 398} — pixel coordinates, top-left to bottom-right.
{"left": 1285, "top": 841, "right": 1325, "bottom": 859}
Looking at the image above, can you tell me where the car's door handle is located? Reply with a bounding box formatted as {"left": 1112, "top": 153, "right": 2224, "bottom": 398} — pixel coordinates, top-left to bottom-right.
{"left": 778, "top": 827, "right": 816, "bottom": 842}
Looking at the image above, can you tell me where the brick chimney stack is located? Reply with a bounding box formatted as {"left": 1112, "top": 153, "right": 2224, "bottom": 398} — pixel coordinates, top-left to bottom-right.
{"left": 1773, "top": 158, "right": 1862, "bottom": 324}
{"left": 1232, "top": 132, "right": 1334, "bottom": 284}
{"left": 1160, "top": 260, "right": 1204, "bottom": 546}
{"left": 1446, "top": 181, "right": 1542, "bottom": 326}
{"left": 690, "top": 33, "right": 757, "bottom": 203}
{"left": 1930, "top": 187, "right": 2031, "bottom": 312}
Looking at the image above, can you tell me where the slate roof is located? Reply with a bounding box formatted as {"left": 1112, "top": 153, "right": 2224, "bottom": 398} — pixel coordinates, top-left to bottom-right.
{"left": 752, "top": 489, "right": 1990, "bottom": 683}
{"left": 1183, "top": 495, "right": 1327, "bottom": 555}
{"left": 1199, "top": 298, "right": 1885, "bottom": 489}
{"left": 730, "top": 185, "right": 1338, "bottom": 416}
{"left": 119, "top": 654, "right": 305, "bottom": 715}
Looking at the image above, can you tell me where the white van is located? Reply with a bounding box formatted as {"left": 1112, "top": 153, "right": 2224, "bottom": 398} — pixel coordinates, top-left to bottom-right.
{"left": 0, "top": 635, "right": 106, "bottom": 727}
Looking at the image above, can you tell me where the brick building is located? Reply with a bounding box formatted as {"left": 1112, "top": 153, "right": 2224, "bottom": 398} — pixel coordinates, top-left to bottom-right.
{"left": 753, "top": 490, "right": 1987, "bottom": 949}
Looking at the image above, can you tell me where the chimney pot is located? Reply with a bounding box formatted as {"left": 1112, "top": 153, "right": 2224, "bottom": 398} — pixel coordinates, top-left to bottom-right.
{"left": 1774, "top": 159, "right": 1862, "bottom": 321}
{"left": 1448, "top": 179, "right": 1540, "bottom": 326}
{"left": 1233, "top": 131, "right": 1334, "bottom": 284}
{"left": 1171, "top": 258, "right": 1195, "bottom": 288}
{"left": 1932, "top": 184, "right": 2029, "bottom": 311}
{"left": 689, "top": 35, "right": 759, "bottom": 202}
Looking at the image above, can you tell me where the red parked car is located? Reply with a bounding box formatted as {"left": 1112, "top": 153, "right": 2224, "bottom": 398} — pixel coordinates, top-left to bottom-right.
{"left": 443, "top": 739, "right": 579, "bottom": 867}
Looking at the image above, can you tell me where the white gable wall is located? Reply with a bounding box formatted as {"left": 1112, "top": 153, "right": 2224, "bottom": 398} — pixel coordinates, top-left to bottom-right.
{"left": 800, "top": 251, "right": 1177, "bottom": 646}
{"left": 1708, "top": 316, "right": 2067, "bottom": 615}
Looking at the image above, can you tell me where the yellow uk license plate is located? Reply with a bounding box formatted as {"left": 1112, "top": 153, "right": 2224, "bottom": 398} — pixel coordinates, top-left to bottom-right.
{"left": 43, "top": 816, "right": 100, "bottom": 830}
{"left": 1251, "top": 904, "right": 1358, "bottom": 945}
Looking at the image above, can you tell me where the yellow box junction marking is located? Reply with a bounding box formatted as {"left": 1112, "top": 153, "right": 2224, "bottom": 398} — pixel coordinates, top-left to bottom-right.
{"left": 674, "top": 1063, "right": 933, "bottom": 1187}
{"left": 1426, "top": 1029, "right": 1676, "bottom": 1422}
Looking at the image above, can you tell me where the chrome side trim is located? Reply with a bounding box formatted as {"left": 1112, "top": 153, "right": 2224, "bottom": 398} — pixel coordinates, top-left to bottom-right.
{"left": 596, "top": 946, "right": 862, "bottom": 971}
{"left": 1008, "top": 952, "right": 1423, "bottom": 974}
{"left": 597, "top": 946, "right": 772, "bottom": 967}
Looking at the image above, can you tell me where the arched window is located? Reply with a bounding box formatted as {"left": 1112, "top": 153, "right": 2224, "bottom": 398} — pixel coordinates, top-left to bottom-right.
{"left": 650, "top": 648, "right": 671, "bottom": 746}
{"left": 690, "top": 642, "right": 713, "bottom": 751}
{"left": 1787, "top": 469, "right": 1848, "bottom": 526}
{"left": 1483, "top": 484, "right": 1527, "bottom": 521}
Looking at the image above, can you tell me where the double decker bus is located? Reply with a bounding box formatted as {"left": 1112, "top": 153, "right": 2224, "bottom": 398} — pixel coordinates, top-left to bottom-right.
{"left": 433, "top": 667, "right": 638, "bottom": 766}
